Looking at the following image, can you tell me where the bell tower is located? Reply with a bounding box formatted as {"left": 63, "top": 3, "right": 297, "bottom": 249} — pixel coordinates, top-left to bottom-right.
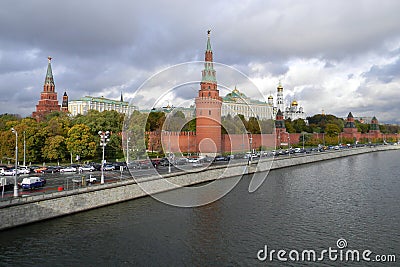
{"left": 195, "top": 30, "right": 222, "bottom": 154}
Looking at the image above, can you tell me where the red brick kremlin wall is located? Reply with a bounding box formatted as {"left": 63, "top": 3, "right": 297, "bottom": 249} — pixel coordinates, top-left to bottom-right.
{"left": 147, "top": 131, "right": 398, "bottom": 155}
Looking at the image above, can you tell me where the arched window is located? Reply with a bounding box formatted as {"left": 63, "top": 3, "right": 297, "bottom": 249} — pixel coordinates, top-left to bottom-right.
{"left": 209, "top": 110, "right": 211, "bottom": 115}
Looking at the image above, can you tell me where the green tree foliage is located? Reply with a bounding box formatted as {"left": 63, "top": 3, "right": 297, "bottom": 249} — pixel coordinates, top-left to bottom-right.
{"left": 247, "top": 117, "right": 261, "bottom": 134}
{"left": 164, "top": 111, "right": 187, "bottom": 131}
{"left": 284, "top": 119, "right": 296, "bottom": 133}
{"left": 182, "top": 118, "right": 196, "bottom": 132}
{"left": 292, "top": 118, "right": 307, "bottom": 133}
{"left": 146, "top": 111, "right": 165, "bottom": 131}
{"left": 66, "top": 124, "right": 97, "bottom": 160}
{"left": 355, "top": 120, "right": 369, "bottom": 133}
{"left": 325, "top": 123, "right": 341, "bottom": 137}
{"left": 42, "top": 135, "right": 67, "bottom": 162}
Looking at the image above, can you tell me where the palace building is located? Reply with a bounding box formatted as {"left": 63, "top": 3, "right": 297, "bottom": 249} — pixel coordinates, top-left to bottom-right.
{"left": 68, "top": 93, "right": 137, "bottom": 116}
{"left": 222, "top": 87, "right": 273, "bottom": 120}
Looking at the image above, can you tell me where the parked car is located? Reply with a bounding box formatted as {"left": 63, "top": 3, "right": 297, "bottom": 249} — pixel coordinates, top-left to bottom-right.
{"left": 21, "top": 177, "right": 46, "bottom": 190}
{"left": 112, "top": 162, "right": 127, "bottom": 170}
{"left": 103, "top": 164, "right": 115, "bottom": 171}
{"left": 138, "top": 162, "right": 151, "bottom": 169}
{"left": 60, "top": 166, "right": 77, "bottom": 173}
{"left": 34, "top": 167, "right": 48, "bottom": 173}
{"left": 1, "top": 168, "right": 15, "bottom": 176}
{"left": 78, "top": 165, "right": 95, "bottom": 172}
{"left": 18, "top": 166, "right": 31, "bottom": 175}
{"left": 214, "top": 155, "right": 229, "bottom": 161}
{"left": 43, "top": 166, "right": 61, "bottom": 173}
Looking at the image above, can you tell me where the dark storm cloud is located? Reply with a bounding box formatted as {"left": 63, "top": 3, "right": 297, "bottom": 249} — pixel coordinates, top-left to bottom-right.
{"left": 362, "top": 56, "right": 400, "bottom": 83}
{"left": 0, "top": 0, "right": 400, "bottom": 121}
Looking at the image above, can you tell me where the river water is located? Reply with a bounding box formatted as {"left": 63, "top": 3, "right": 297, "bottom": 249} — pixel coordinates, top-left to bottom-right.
{"left": 0, "top": 150, "right": 399, "bottom": 266}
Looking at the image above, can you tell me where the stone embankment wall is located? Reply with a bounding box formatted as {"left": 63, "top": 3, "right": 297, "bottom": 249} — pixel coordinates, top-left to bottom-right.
{"left": 1, "top": 146, "right": 398, "bottom": 231}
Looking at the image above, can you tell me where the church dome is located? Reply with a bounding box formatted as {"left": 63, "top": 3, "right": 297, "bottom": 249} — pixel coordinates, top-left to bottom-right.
{"left": 268, "top": 95, "right": 273, "bottom": 100}
{"left": 291, "top": 100, "right": 298, "bottom": 106}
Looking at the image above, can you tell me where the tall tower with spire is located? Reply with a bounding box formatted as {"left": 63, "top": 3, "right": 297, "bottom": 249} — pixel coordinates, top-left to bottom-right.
{"left": 32, "top": 57, "right": 61, "bottom": 121}
{"left": 195, "top": 30, "right": 222, "bottom": 154}
{"left": 276, "top": 81, "right": 284, "bottom": 114}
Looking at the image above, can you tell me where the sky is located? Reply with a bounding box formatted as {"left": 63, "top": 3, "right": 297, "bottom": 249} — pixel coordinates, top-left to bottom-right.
{"left": 1, "top": 0, "right": 400, "bottom": 123}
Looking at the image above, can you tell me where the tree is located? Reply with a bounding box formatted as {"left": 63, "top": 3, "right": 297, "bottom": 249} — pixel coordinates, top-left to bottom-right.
{"left": 42, "top": 135, "right": 67, "bottom": 162}
{"left": 247, "top": 117, "right": 261, "bottom": 134}
{"left": 292, "top": 119, "right": 307, "bottom": 133}
{"left": 66, "top": 124, "right": 97, "bottom": 160}
{"left": 285, "top": 119, "right": 295, "bottom": 133}
{"left": 325, "top": 123, "right": 341, "bottom": 137}
{"left": 146, "top": 111, "right": 165, "bottom": 131}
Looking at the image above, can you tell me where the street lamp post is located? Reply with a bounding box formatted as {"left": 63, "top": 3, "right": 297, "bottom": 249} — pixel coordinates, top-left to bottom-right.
{"left": 11, "top": 128, "right": 18, "bottom": 197}
{"left": 168, "top": 131, "right": 171, "bottom": 173}
{"left": 126, "top": 135, "right": 130, "bottom": 165}
{"left": 98, "top": 131, "right": 110, "bottom": 184}
{"left": 23, "top": 131, "right": 26, "bottom": 167}
{"left": 247, "top": 131, "right": 253, "bottom": 165}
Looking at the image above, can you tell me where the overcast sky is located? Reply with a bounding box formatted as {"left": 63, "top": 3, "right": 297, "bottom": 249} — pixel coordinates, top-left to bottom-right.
{"left": 1, "top": 0, "right": 400, "bottom": 123}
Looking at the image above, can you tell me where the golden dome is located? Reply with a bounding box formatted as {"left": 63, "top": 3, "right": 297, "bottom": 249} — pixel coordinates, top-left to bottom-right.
{"left": 268, "top": 95, "right": 273, "bottom": 99}
{"left": 291, "top": 100, "right": 298, "bottom": 106}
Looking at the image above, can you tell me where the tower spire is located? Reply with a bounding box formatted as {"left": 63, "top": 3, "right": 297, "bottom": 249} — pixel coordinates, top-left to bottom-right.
{"left": 44, "top": 56, "right": 55, "bottom": 86}
{"left": 201, "top": 30, "right": 216, "bottom": 84}
{"left": 206, "top": 30, "right": 212, "bottom": 51}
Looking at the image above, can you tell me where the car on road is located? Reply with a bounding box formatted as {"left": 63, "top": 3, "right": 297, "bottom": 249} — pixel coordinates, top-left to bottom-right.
{"left": 214, "top": 155, "right": 229, "bottom": 161}
{"left": 18, "top": 166, "right": 31, "bottom": 175}
{"left": 42, "top": 166, "right": 62, "bottom": 173}
{"left": 79, "top": 165, "right": 95, "bottom": 172}
{"left": 21, "top": 177, "right": 46, "bottom": 190}
{"left": 103, "top": 164, "right": 115, "bottom": 171}
{"left": 34, "top": 167, "right": 48, "bottom": 173}
{"left": 1, "top": 168, "right": 15, "bottom": 176}
{"left": 60, "top": 166, "right": 77, "bottom": 173}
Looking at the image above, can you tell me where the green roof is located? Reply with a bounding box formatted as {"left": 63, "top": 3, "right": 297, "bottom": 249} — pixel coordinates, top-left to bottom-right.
{"left": 222, "top": 88, "right": 266, "bottom": 105}
{"left": 78, "top": 96, "right": 129, "bottom": 106}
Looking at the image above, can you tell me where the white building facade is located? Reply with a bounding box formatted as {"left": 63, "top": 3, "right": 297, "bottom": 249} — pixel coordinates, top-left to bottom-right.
{"left": 221, "top": 87, "right": 273, "bottom": 120}
{"left": 68, "top": 96, "right": 137, "bottom": 116}
{"left": 268, "top": 82, "right": 306, "bottom": 120}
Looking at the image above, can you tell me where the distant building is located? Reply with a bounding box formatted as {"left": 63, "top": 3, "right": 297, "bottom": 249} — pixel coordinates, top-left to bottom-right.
{"left": 268, "top": 82, "right": 306, "bottom": 121}
{"left": 61, "top": 91, "right": 69, "bottom": 112}
{"left": 141, "top": 104, "right": 195, "bottom": 118}
{"left": 222, "top": 87, "right": 273, "bottom": 120}
{"left": 32, "top": 57, "right": 67, "bottom": 121}
{"left": 68, "top": 94, "right": 137, "bottom": 116}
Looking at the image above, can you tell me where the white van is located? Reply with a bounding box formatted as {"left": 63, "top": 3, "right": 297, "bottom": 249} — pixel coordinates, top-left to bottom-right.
{"left": 21, "top": 177, "right": 46, "bottom": 189}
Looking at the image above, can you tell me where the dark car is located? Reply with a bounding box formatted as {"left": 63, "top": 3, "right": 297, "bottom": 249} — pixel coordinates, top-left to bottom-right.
{"left": 139, "top": 161, "right": 152, "bottom": 169}
{"left": 42, "top": 166, "right": 61, "bottom": 173}
{"left": 89, "top": 163, "right": 102, "bottom": 171}
{"left": 214, "top": 155, "right": 229, "bottom": 161}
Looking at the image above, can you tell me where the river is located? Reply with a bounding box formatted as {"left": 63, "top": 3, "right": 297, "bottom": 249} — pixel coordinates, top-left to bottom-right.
{"left": 0, "top": 150, "right": 399, "bottom": 266}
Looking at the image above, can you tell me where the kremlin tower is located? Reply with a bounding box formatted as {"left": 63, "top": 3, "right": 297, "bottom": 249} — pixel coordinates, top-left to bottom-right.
{"left": 195, "top": 30, "right": 222, "bottom": 154}
{"left": 344, "top": 112, "right": 358, "bottom": 134}
{"left": 32, "top": 57, "right": 62, "bottom": 121}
